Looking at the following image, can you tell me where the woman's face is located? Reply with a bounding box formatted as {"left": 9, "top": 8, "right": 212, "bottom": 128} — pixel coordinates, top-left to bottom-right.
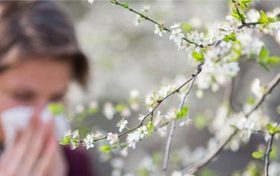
{"left": 0, "top": 57, "right": 72, "bottom": 113}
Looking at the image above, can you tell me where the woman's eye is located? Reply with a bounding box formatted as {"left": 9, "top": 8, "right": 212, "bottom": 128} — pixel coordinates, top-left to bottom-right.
{"left": 12, "top": 92, "right": 34, "bottom": 102}
{"left": 50, "top": 95, "right": 64, "bottom": 103}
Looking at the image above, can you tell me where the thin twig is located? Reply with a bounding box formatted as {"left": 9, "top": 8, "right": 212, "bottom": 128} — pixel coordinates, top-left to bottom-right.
{"left": 264, "top": 133, "right": 274, "bottom": 176}
{"left": 111, "top": 0, "right": 204, "bottom": 48}
{"left": 162, "top": 66, "right": 200, "bottom": 174}
{"left": 184, "top": 72, "right": 280, "bottom": 174}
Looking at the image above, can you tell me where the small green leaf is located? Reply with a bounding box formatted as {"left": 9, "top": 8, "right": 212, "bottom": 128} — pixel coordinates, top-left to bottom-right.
{"left": 247, "top": 96, "right": 256, "bottom": 105}
{"left": 259, "top": 10, "right": 269, "bottom": 25}
{"left": 194, "top": 114, "right": 208, "bottom": 130}
{"left": 259, "top": 47, "right": 269, "bottom": 59}
{"left": 123, "top": 2, "right": 129, "bottom": 8}
{"left": 181, "top": 22, "right": 193, "bottom": 33}
{"left": 223, "top": 32, "right": 236, "bottom": 42}
{"left": 176, "top": 106, "right": 189, "bottom": 120}
{"left": 252, "top": 150, "right": 264, "bottom": 159}
{"left": 192, "top": 50, "right": 204, "bottom": 62}
{"left": 152, "top": 152, "right": 161, "bottom": 165}
{"left": 48, "top": 103, "right": 65, "bottom": 116}
{"left": 59, "top": 136, "right": 71, "bottom": 145}
{"left": 99, "top": 145, "right": 111, "bottom": 153}
{"left": 240, "top": 0, "right": 252, "bottom": 3}
{"left": 266, "top": 123, "right": 280, "bottom": 134}
{"left": 266, "top": 56, "right": 280, "bottom": 64}
{"left": 147, "top": 121, "right": 155, "bottom": 134}
{"left": 114, "top": 104, "right": 127, "bottom": 112}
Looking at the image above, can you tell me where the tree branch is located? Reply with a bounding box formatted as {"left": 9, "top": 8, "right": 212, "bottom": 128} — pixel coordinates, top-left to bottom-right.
{"left": 264, "top": 133, "right": 274, "bottom": 176}
{"left": 184, "top": 72, "right": 280, "bottom": 174}
{"left": 162, "top": 66, "right": 200, "bottom": 174}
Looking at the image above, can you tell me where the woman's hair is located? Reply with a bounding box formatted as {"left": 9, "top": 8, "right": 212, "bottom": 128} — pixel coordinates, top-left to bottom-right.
{"left": 0, "top": 1, "right": 89, "bottom": 87}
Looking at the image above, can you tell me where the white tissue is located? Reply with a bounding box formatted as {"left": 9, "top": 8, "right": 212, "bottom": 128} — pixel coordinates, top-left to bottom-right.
{"left": 0, "top": 106, "right": 70, "bottom": 148}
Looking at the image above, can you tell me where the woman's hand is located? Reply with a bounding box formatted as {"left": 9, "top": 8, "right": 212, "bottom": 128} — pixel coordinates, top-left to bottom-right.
{"left": 0, "top": 112, "right": 66, "bottom": 176}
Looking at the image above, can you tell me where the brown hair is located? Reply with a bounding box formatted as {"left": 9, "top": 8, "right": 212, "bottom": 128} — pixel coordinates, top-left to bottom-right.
{"left": 0, "top": 1, "right": 89, "bottom": 87}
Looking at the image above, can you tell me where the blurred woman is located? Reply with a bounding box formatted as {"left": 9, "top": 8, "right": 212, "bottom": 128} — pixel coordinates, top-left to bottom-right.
{"left": 0, "top": 1, "right": 95, "bottom": 176}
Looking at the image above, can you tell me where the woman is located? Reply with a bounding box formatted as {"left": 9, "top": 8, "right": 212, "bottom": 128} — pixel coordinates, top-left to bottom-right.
{"left": 0, "top": 1, "right": 96, "bottom": 176}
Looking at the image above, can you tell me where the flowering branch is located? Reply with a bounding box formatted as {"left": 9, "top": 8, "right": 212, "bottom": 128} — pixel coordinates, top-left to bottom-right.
{"left": 264, "top": 133, "right": 274, "bottom": 176}
{"left": 110, "top": 0, "right": 204, "bottom": 48}
{"left": 184, "top": 72, "right": 280, "bottom": 174}
{"left": 162, "top": 66, "right": 199, "bottom": 174}
{"left": 79, "top": 64, "right": 203, "bottom": 146}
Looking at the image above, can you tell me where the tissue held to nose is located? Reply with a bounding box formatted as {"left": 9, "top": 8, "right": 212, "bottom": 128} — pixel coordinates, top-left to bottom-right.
{"left": 0, "top": 106, "right": 69, "bottom": 148}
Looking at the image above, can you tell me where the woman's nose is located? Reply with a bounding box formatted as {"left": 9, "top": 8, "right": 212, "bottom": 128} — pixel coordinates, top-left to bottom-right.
{"left": 32, "top": 101, "right": 48, "bottom": 117}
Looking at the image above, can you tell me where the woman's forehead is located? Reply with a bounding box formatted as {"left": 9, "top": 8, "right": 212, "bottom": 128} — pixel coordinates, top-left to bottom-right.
{"left": 0, "top": 58, "right": 71, "bottom": 93}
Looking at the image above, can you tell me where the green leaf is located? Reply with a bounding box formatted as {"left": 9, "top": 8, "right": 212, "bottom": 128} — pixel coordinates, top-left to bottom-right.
{"left": 246, "top": 96, "right": 256, "bottom": 105}
{"left": 147, "top": 121, "right": 155, "bottom": 134}
{"left": 266, "top": 56, "right": 280, "bottom": 64}
{"left": 223, "top": 32, "right": 237, "bottom": 42}
{"left": 48, "top": 103, "right": 65, "bottom": 116}
{"left": 259, "top": 47, "right": 269, "bottom": 59}
{"left": 252, "top": 150, "right": 264, "bottom": 159}
{"left": 231, "top": 9, "right": 245, "bottom": 21}
{"left": 192, "top": 50, "right": 204, "bottom": 62}
{"left": 114, "top": 104, "right": 127, "bottom": 112}
{"left": 181, "top": 22, "right": 193, "bottom": 33}
{"left": 123, "top": 2, "right": 129, "bottom": 8}
{"left": 59, "top": 136, "right": 71, "bottom": 145}
{"left": 176, "top": 106, "right": 189, "bottom": 120}
{"left": 259, "top": 11, "right": 269, "bottom": 25}
{"left": 199, "top": 168, "right": 217, "bottom": 176}
{"left": 240, "top": 0, "right": 252, "bottom": 3}
{"left": 266, "top": 123, "right": 280, "bottom": 134}
{"left": 99, "top": 145, "right": 111, "bottom": 153}
{"left": 194, "top": 114, "right": 208, "bottom": 130}
{"left": 152, "top": 152, "right": 161, "bottom": 165}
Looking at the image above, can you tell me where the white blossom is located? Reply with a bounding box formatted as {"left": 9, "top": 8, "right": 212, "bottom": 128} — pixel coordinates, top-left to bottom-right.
{"left": 251, "top": 78, "right": 265, "bottom": 98}
{"left": 107, "top": 132, "right": 119, "bottom": 145}
{"left": 103, "top": 102, "right": 115, "bottom": 120}
{"left": 153, "top": 111, "right": 163, "bottom": 126}
{"left": 196, "top": 58, "right": 240, "bottom": 91}
{"left": 247, "top": 9, "right": 260, "bottom": 22}
{"left": 138, "top": 114, "right": 146, "bottom": 121}
{"left": 111, "top": 158, "right": 125, "bottom": 169}
{"left": 145, "top": 92, "right": 159, "bottom": 108}
{"left": 126, "top": 126, "right": 148, "bottom": 149}
{"left": 121, "top": 108, "right": 131, "bottom": 117}
{"left": 127, "top": 131, "right": 140, "bottom": 149}
{"left": 117, "top": 119, "right": 128, "bottom": 132}
{"left": 88, "top": 0, "right": 95, "bottom": 4}
{"left": 89, "top": 100, "right": 98, "bottom": 109}
{"left": 130, "top": 89, "right": 140, "bottom": 99}
{"left": 83, "top": 133, "right": 95, "bottom": 149}
{"left": 62, "top": 130, "right": 80, "bottom": 150}
{"left": 157, "top": 126, "right": 167, "bottom": 137}
{"left": 76, "top": 105, "right": 84, "bottom": 113}
{"left": 269, "top": 162, "right": 280, "bottom": 176}
{"left": 179, "top": 119, "right": 192, "bottom": 127}
{"left": 158, "top": 85, "right": 175, "bottom": 99}
{"left": 165, "top": 108, "right": 177, "bottom": 120}
{"left": 138, "top": 126, "right": 148, "bottom": 139}
{"left": 134, "top": 5, "right": 151, "bottom": 26}
{"left": 92, "top": 131, "right": 103, "bottom": 138}
{"left": 238, "top": 32, "right": 264, "bottom": 56}
{"left": 120, "top": 147, "right": 128, "bottom": 157}
{"left": 154, "top": 24, "right": 165, "bottom": 37}
{"left": 169, "top": 23, "right": 185, "bottom": 50}
{"left": 171, "top": 171, "right": 182, "bottom": 176}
